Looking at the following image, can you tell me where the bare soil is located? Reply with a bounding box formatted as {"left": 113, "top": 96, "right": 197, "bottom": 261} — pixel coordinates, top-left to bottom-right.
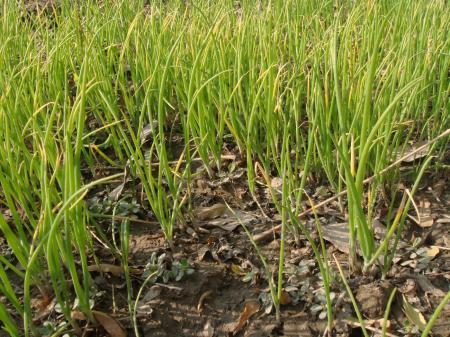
{"left": 81, "top": 159, "right": 449, "bottom": 337}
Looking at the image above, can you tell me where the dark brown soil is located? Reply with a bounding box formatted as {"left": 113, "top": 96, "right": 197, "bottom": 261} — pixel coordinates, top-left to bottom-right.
{"left": 1, "top": 157, "right": 450, "bottom": 337}
{"left": 83, "top": 162, "right": 449, "bottom": 337}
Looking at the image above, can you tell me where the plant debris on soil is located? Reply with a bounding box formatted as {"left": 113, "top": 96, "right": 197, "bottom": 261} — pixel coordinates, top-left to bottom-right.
{"left": 1, "top": 1, "right": 449, "bottom": 337}
{"left": 16, "top": 154, "right": 445, "bottom": 337}
{"left": 2, "top": 145, "right": 448, "bottom": 337}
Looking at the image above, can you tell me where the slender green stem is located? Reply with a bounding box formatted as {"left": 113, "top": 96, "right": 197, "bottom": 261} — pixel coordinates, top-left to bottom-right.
{"left": 421, "top": 291, "right": 450, "bottom": 337}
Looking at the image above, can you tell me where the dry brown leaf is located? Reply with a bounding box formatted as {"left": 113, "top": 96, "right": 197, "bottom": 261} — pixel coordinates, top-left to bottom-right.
{"left": 322, "top": 222, "right": 391, "bottom": 256}
{"left": 32, "top": 297, "right": 56, "bottom": 323}
{"left": 93, "top": 310, "right": 127, "bottom": 337}
{"left": 30, "top": 295, "right": 52, "bottom": 311}
{"left": 109, "top": 182, "right": 126, "bottom": 201}
{"left": 414, "top": 199, "right": 434, "bottom": 228}
{"left": 197, "top": 290, "right": 213, "bottom": 313}
{"left": 365, "top": 318, "right": 390, "bottom": 329}
{"left": 207, "top": 235, "right": 219, "bottom": 245}
{"left": 321, "top": 223, "right": 353, "bottom": 255}
{"left": 198, "top": 246, "right": 211, "bottom": 261}
{"left": 203, "top": 320, "right": 214, "bottom": 337}
{"left": 413, "top": 275, "right": 446, "bottom": 297}
{"left": 426, "top": 246, "right": 440, "bottom": 259}
{"left": 436, "top": 217, "right": 450, "bottom": 224}
{"left": 130, "top": 233, "right": 166, "bottom": 254}
{"left": 140, "top": 121, "right": 158, "bottom": 144}
{"left": 88, "top": 264, "right": 141, "bottom": 276}
{"left": 211, "top": 220, "right": 241, "bottom": 232}
{"left": 232, "top": 300, "right": 260, "bottom": 336}
{"left": 397, "top": 141, "right": 430, "bottom": 163}
{"left": 231, "top": 263, "right": 247, "bottom": 276}
{"left": 279, "top": 290, "right": 292, "bottom": 306}
{"left": 88, "top": 264, "right": 124, "bottom": 276}
{"left": 399, "top": 279, "right": 417, "bottom": 294}
{"left": 419, "top": 216, "right": 434, "bottom": 228}
{"left": 195, "top": 208, "right": 256, "bottom": 232}
{"left": 207, "top": 209, "right": 254, "bottom": 231}
{"left": 141, "top": 285, "right": 161, "bottom": 303}
{"left": 402, "top": 295, "right": 427, "bottom": 331}
{"left": 71, "top": 310, "right": 87, "bottom": 321}
{"left": 196, "top": 203, "right": 227, "bottom": 221}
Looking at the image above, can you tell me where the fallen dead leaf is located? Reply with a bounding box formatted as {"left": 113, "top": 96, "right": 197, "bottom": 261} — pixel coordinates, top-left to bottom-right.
{"left": 321, "top": 223, "right": 352, "bottom": 255}
{"left": 140, "top": 285, "right": 162, "bottom": 303}
{"left": 154, "top": 283, "right": 183, "bottom": 291}
{"left": 207, "top": 235, "right": 219, "bottom": 245}
{"left": 88, "top": 264, "right": 124, "bottom": 276}
{"left": 419, "top": 216, "right": 434, "bottom": 228}
{"left": 88, "top": 263, "right": 141, "bottom": 276}
{"left": 196, "top": 203, "right": 227, "bottom": 221}
{"left": 203, "top": 320, "right": 214, "bottom": 337}
{"left": 198, "top": 246, "right": 212, "bottom": 261}
{"left": 32, "top": 297, "right": 56, "bottom": 323}
{"left": 130, "top": 233, "right": 166, "bottom": 254}
{"left": 232, "top": 300, "right": 260, "bottom": 336}
{"left": 399, "top": 279, "right": 416, "bottom": 294}
{"left": 93, "top": 310, "right": 127, "bottom": 337}
{"left": 197, "top": 290, "right": 213, "bottom": 313}
{"left": 194, "top": 205, "right": 258, "bottom": 232}
{"left": 397, "top": 141, "right": 430, "bottom": 163}
{"left": 71, "top": 310, "right": 87, "bottom": 321}
{"left": 402, "top": 295, "right": 426, "bottom": 331}
{"left": 231, "top": 263, "right": 247, "bottom": 276}
{"left": 109, "top": 182, "right": 126, "bottom": 201}
{"left": 409, "top": 274, "right": 446, "bottom": 297}
{"left": 415, "top": 198, "right": 434, "bottom": 228}
{"left": 140, "top": 121, "right": 158, "bottom": 145}
{"left": 210, "top": 220, "right": 241, "bottom": 232}
{"left": 365, "top": 318, "right": 391, "bottom": 329}
{"left": 270, "top": 177, "right": 283, "bottom": 189}
{"left": 279, "top": 290, "right": 292, "bottom": 306}
{"left": 322, "top": 221, "right": 390, "bottom": 256}
{"left": 30, "top": 294, "right": 52, "bottom": 311}
{"left": 426, "top": 246, "right": 440, "bottom": 259}
{"left": 436, "top": 217, "right": 450, "bottom": 224}
{"left": 205, "top": 209, "right": 256, "bottom": 231}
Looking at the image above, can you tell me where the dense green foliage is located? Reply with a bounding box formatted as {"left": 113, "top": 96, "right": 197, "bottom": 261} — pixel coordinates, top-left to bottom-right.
{"left": 0, "top": 0, "right": 449, "bottom": 335}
